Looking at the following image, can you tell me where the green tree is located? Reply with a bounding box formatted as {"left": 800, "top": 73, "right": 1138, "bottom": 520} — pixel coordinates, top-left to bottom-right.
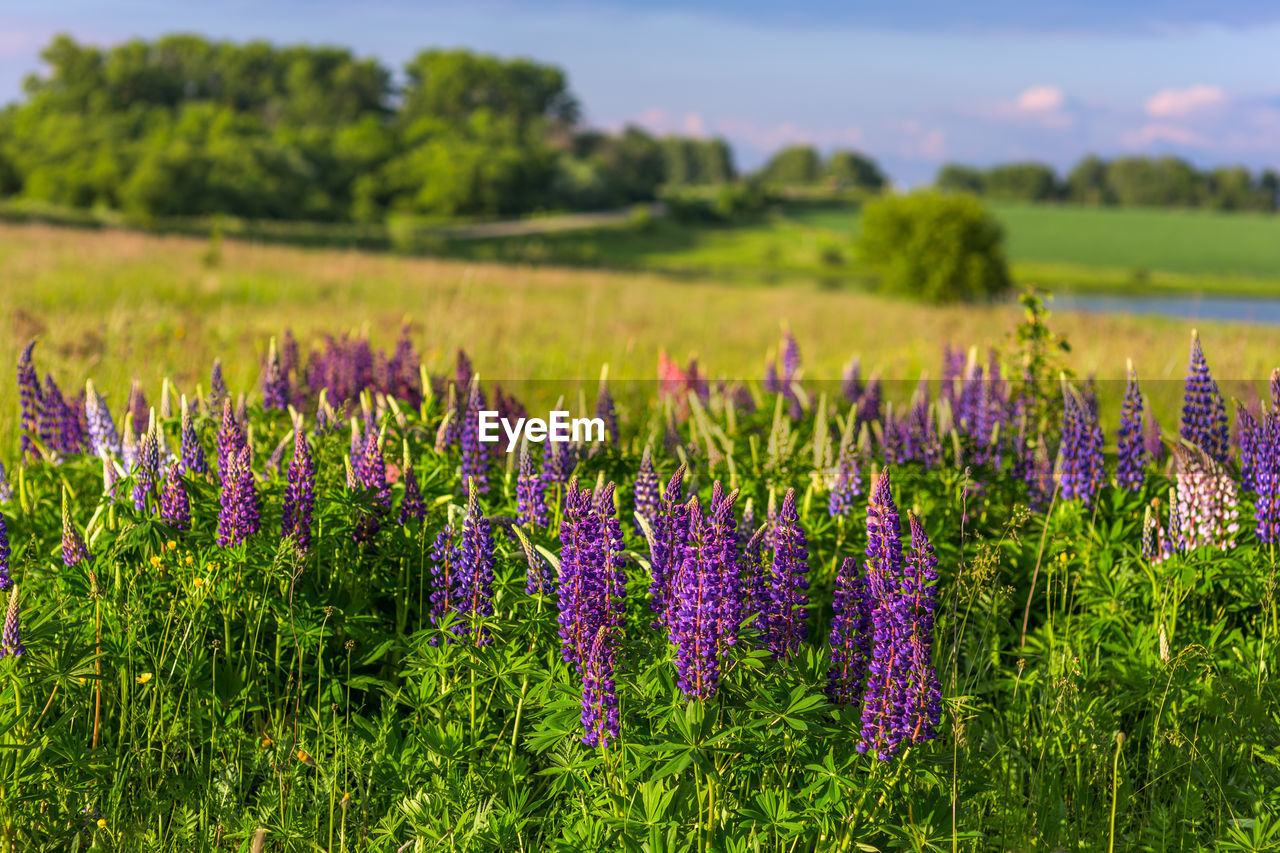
{"left": 823, "top": 150, "right": 885, "bottom": 191}
{"left": 1065, "top": 155, "right": 1112, "bottom": 204}
{"left": 400, "top": 49, "right": 577, "bottom": 133}
{"left": 935, "top": 163, "right": 985, "bottom": 194}
{"left": 758, "top": 145, "right": 821, "bottom": 185}
{"left": 983, "top": 162, "right": 1059, "bottom": 202}
{"left": 856, "top": 191, "right": 1011, "bottom": 303}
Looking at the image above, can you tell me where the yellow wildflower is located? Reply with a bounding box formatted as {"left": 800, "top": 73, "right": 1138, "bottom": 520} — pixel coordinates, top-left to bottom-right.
{"left": 136, "top": 673, "right": 153, "bottom": 685}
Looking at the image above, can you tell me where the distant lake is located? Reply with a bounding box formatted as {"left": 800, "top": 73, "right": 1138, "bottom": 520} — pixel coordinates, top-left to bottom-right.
{"left": 1054, "top": 294, "right": 1280, "bottom": 325}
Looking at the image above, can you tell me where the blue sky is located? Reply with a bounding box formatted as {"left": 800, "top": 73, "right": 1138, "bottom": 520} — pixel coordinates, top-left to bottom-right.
{"left": 4, "top": 1, "right": 1279, "bottom": 184}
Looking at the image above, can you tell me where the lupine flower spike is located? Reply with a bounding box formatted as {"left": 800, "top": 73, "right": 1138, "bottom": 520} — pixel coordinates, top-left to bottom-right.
{"left": 1116, "top": 361, "right": 1148, "bottom": 492}
{"left": 760, "top": 488, "right": 808, "bottom": 659}
{"left": 283, "top": 424, "right": 317, "bottom": 552}
{"left": 826, "top": 556, "right": 871, "bottom": 706}
{"left": 159, "top": 463, "right": 191, "bottom": 530}
{"left": 179, "top": 395, "right": 209, "bottom": 475}
{"left": 1180, "top": 330, "right": 1230, "bottom": 464}
{"left": 398, "top": 440, "right": 426, "bottom": 525}
{"left": 456, "top": 484, "right": 496, "bottom": 646}
{"left": 0, "top": 587, "right": 23, "bottom": 658}
{"left": 516, "top": 439, "right": 548, "bottom": 528}
{"left": 62, "top": 490, "right": 90, "bottom": 568}
{"left": 0, "top": 513, "right": 10, "bottom": 590}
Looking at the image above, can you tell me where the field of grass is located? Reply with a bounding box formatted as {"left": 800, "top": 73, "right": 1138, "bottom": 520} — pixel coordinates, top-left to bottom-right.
{"left": 4, "top": 222, "right": 1280, "bottom": 444}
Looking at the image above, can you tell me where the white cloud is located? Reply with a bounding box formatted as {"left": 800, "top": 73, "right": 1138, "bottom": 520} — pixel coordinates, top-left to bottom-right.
{"left": 1016, "top": 85, "right": 1065, "bottom": 113}
{"left": 1145, "top": 85, "right": 1226, "bottom": 118}
{"left": 1121, "top": 122, "right": 1206, "bottom": 147}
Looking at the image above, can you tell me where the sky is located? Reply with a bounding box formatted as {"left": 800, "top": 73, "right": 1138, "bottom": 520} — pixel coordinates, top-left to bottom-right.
{"left": 4, "top": 1, "right": 1280, "bottom": 184}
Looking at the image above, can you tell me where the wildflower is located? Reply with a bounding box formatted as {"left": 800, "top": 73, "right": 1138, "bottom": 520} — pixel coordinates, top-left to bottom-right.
{"left": 518, "top": 527, "right": 548, "bottom": 596}
{"left": 670, "top": 498, "right": 720, "bottom": 699}
{"left": 633, "top": 445, "right": 660, "bottom": 533}
{"left": 455, "top": 486, "right": 496, "bottom": 646}
{"left": 216, "top": 398, "right": 246, "bottom": 483}
{"left": 460, "top": 380, "right": 489, "bottom": 494}
{"left": 648, "top": 466, "right": 688, "bottom": 630}
{"left": 1237, "top": 403, "right": 1260, "bottom": 493}
{"left": 826, "top": 556, "right": 871, "bottom": 706}
{"left": 136, "top": 672, "right": 153, "bottom": 685}
{"left": 1251, "top": 412, "right": 1280, "bottom": 544}
{"left": 210, "top": 359, "right": 229, "bottom": 410}
{"left": 0, "top": 514, "right": 9, "bottom": 589}
{"left": 759, "top": 488, "right": 808, "bottom": 660}
{"left": 557, "top": 480, "right": 627, "bottom": 671}
{"left": 1057, "top": 385, "right": 1105, "bottom": 506}
{"left": 83, "top": 380, "right": 122, "bottom": 459}
{"left": 126, "top": 380, "right": 149, "bottom": 439}
{"left": 159, "top": 463, "right": 190, "bottom": 530}
{"left": 0, "top": 462, "right": 11, "bottom": 504}
{"left": 216, "top": 447, "right": 260, "bottom": 547}
{"left": 428, "top": 524, "right": 461, "bottom": 641}
{"left": 281, "top": 426, "right": 316, "bottom": 552}
{"left": 706, "top": 482, "right": 742, "bottom": 655}
{"left": 398, "top": 441, "right": 426, "bottom": 525}
{"left": 352, "top": 425, "right": 389, "bottom": 543}
{"left": 0, "top": 586, "right": 23, "bottom": 658}
{"left": 900, "top": 514, "right": 941, "bottom": 746}
{"left": 596, "top": 378, "right": 618, "bottom": 446}
{"left": 515, "top": 440, "right": 548, "bottom": 528}
{"left": 1116, "top": 363, "right": 1148, "bottom": 492}
{"left": 828, "top": 429, "right": 863, "bottom": 518}
{"left": 178, "top": 395, "right": 208, "bottom": 476}
{"left": 133, "top": 413, "right": 161, "bottom": 512}
{"left": 841, "top": 356, "right": 863, "bottom": 403}
{"left": 62, "top": 491, "right": 90, "bottom": 568}
{"left": 859, "top": 469, "right": 906, "bottom": 759}
{"left": 17, "top": 341, "right": 42, "bottom": 461}
{"left": 1169, "top": 444, "right": 1239, "bottom": 551}
{"left": 1180, "top": 330, "right": 1230, "bottom": 464}
{"left": 262, "top": 337, "right": 289, "bottom": 410}
{"left": 580, "top": 626, "right": 620, "bottom": 748}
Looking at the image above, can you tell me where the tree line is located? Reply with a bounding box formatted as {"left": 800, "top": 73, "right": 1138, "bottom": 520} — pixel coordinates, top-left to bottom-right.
{"left": 0, "top": 34, "right": 886, "bottom": 223}
{"left": 937, "top": 156, "right": 1280, "bottom": 212}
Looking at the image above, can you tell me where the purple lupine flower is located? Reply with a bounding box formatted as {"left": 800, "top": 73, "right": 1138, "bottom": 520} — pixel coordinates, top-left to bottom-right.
{"left": 84, "top": 380, "right": 122, "bottom": 459}
{"left": 399, "top": 443, "right": 426, "bottom": 525}
{"left": 353, "top": 427, "right": 390, "bottom": 543}
{"left": 706, "top": 482, "right": 741, "bottom": 655}
{"left": 1116, "top": 364, "right": 1148, "bottom": 492}
{"left": 17, "top": 341, "right": 42, "bottom": 461}
{"left": 280, "top": 328, "right": 299, "bottom": 383}
{"left": 455, "top": 487, "right": 496, "bottom": 646}
{"left": 858, "top": 469, "right": 907, "bottom": 759}
{"left": 210, "top": 358, "right": 229, "bottom": 411}
{"left": 901, "top": 514, "right": 942, "bottom": 746}
{"left": 43, "top": 374, "right": 84, "bottom": 456}
{"left": 126, "top": 380, "right": 149, "bottom": 440}
{"left": 102, "top": 456, "right": 122, "bottom": 504}
{"left": 557, "top": 480, "right": 627, "bottom": 671}
{"left": 429, "top": 525, "right": 461, "bottom": 641}
{"left": 1237, "top": 403, "right": 1260, "bottom": 494}
{"left": 385, "top": 325, "right": 423, "bottom": 406}
{"left": 826, "top": 556, "right": 871, "bottom": 706}
{"left": 580, "top": 626, "right": 620, "bottom": 748}
{"left": 881, "top": 410, "right": 907, "bottom": 465}
{"left": 517, "top": 527, "right": 548, "bottom": 595}
{"left": 455, "top": 349, "right": 474, "bottom": 396}
{"left": 133, "top": 416, "right": 160, "bottom": 512}
{"left": 493, "top": 385, "right": 528, "bottom": 426}
{"left": 1251, "top": 413, "right": 1280, "bottom": 544}
{"left": 941, "top": 344, "right": 965, "bottom": 413}
{"left": 906, "top": 381, "right": 941, "bottom": 468}
{"left": 648, "top": 466, "right": 688, "bottom": 629}
{"left": 0, "top": 514, "right": 10, "bottom": 589}
{"left": 460, "top": 381, "right": 489, "bottom": 494}
{"left": 1180, "top": 330, "right": 1230, "bottom": 464}
{"left": 0, "top": 587, "right": 23, "bottom": 658}
{"left": 38, "top": 374, "right": 64, "bottom": 456}
{"left": 62, "top": 491, "right": 89, "bottom": 568}
{"left": 1170, "top": 445, "right": 1239, "bottom": 552}
{"left": 0, "top": 464, "right": 10, "bottom": 505}
{"left": 828, "top": 433, "right": 863, "bottom": 517}
{"left": 262, "top": 337, "right": 289, "bottom": 410}
{"left": 670, "top": 498, "right": 721, "bottom": 699}
{"left": 178, "top": 396, "right": 208, "bottom": 476}
{"left": 596, "top": 381, "right": 619, "bottom": 447}
{"left": 781, "top": 331, "right": 801, "bottom": 380}
{"left": 540, "top": 439, "right": 574, "bottom": 494}
{"left": 633, "top": 445, "right": 660, "bottom": 533}
{"left": 159, "top": 463, "right": 190, "bottom": 530}
{"left": 841, "top": 356, "right": 863, "bottom": 404}
{"left": 858, "top": 376, "right": 882, "bottom": 427}
{"left": 516, "top": 441, "right": 548, "bottom": 528}
{"left": 283, "top": 427, "right": 317, "bottom": 552}
{"left": 759, "top": 488, "right": 808, "bottom": 660}
{"left": 763, "top": 359, "right": 781, "bottom": 394}
{"left": 216, "top": 398, "right": 246, "bottom": 482}
{"left": 217, "top": 447, "right": 260, "bottom": 547}
{"left": 1058, "top": 386, "right": 1105, "bottom": 506}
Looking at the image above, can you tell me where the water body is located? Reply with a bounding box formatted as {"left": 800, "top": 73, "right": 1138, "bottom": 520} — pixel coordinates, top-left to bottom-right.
{"left": 1054, "top": 294, "right": 1280, "bottom": 325}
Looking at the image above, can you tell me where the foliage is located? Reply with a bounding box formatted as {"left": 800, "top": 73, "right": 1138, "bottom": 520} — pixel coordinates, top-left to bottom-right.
{"left": 856, "top": 191, "right": 1012, "bottom": 302}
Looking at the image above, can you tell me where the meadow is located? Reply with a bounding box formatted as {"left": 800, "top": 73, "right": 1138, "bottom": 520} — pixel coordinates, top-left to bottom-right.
{"left": 0, "top": 297, "right": 1277, "bottom": 850}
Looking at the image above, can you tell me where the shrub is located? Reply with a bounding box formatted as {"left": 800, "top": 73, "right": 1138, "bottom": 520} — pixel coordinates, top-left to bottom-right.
{"left": 856, "top": 191, "right": 1011, "bottom": 303}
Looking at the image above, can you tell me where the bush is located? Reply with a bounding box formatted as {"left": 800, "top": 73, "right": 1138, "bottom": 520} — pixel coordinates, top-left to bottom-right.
{"left": 856, "top": 191, "right": 1012, "bottom": 303}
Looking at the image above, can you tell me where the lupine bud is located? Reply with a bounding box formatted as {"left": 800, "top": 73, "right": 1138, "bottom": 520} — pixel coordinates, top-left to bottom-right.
{"left": 1180, "top": 330, "right": 1230, "bottom": 464}
{"left": 0, "top": 587, "right": 23, "bottom": 658}
{"left": 760, "top": 488, "right": 808, "bottom": 660}
{"left": 1116, "top": 363, "right": 1148, "bottom": 492}
{"left": 283, "top": 427, "right": 317, "bottom": 552}
{"left": 62, "top": 491, "right": 89, "bottom": 568}
{"left": 159, "top": 462, "right": 190, "bottom": 530}
{"left": 515, "top": 440, "right": 548, "bottom": 528}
